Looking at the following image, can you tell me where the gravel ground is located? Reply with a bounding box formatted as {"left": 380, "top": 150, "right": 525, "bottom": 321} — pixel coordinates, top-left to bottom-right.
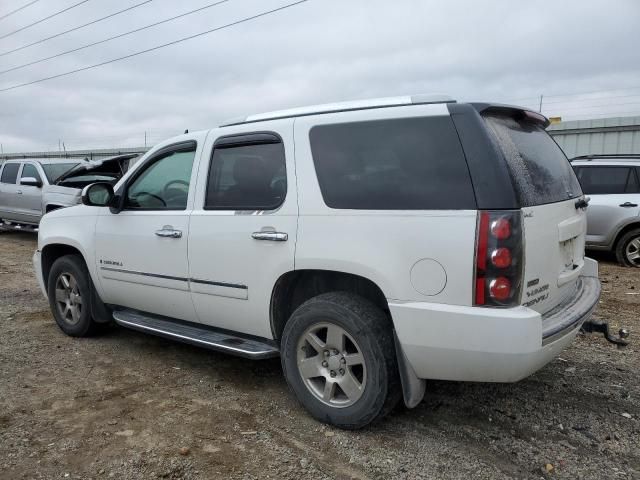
{"left": 0, "top": 230, "right": 638, "bottom": 480}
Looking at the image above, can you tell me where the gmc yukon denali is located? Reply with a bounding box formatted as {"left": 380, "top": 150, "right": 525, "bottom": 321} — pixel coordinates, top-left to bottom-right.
{"left": 33, "top": 95, "right": 601, "bottom": 428}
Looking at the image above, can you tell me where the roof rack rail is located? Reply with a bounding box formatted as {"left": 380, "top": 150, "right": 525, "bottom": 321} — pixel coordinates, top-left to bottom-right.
{"left": 219, "top": 94, "right": 456, "bottom": 127}
{"left": 571, "top": 154, "right": 640, "bottom": 161}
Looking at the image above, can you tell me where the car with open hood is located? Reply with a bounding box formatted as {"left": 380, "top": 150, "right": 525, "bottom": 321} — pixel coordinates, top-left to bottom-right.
{"left": 0, "top": 153, "right": 138, "bottom": 230}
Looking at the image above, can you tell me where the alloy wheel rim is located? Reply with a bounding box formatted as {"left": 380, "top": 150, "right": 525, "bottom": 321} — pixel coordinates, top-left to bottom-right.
{"left": 55, "top": 272, "right": 83, "bottom": 325}
{"left": 296, "top": 322, "right": 367, "bottom": 408}
{"left": 625, "top": 237, "right": 640, "bottom": 266}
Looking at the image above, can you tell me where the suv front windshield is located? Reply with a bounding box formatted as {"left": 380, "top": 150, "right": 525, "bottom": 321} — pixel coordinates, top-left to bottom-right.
{"left": 42, "top": 163, "right": 80, "bottom": 183}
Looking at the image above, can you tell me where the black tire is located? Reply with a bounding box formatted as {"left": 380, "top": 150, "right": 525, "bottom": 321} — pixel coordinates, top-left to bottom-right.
{"left": 47, "top": 254, "right": 101, "bottom": 336}
{"left": 281, "top": 292, "right": 401, "bottom": 429}
{"left": 615, "top": 228, "right": 640, "bottom": 267}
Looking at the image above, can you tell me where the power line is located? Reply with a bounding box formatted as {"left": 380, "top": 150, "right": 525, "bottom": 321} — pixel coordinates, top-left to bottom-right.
{"left": 0, "top": 0, "right": 40, "bottom": 22}
{"left": 0, "top": 0, "right": 154, "bottom": 58}
{"left": 502, "top": 86, "right": 640, "bottom": 105}
{"left": 0, "top": 0, "right": 91, "bottom": 41}
{"left": 0, "top": 0, "right": 311, "bottom": 93}
{"left": 0, "top": 0, "right": 232, "bottom": 75}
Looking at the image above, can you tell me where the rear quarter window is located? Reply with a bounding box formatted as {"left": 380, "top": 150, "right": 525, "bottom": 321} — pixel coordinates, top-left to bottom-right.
{"left": 483, "top": 114, "right": 582, "bottom": 206}
{"left": 309, "top": 116, "right": 476, "bottom": 210}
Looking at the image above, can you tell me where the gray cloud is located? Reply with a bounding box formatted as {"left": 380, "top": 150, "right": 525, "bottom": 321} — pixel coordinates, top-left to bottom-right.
{"left": 0, "top": 0, "right": 639, "bottom": 152}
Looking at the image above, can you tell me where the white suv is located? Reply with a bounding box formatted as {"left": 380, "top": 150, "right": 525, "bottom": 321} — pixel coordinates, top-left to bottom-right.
{"left": 33, "top": 95, "right": 600, "bottom": 428}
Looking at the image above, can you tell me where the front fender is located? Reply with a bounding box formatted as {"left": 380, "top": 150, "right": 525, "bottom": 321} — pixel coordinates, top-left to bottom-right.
{"left": 42, "top": 185, "right": 81, "bottom": 211}
{"left": 38, "top": 207, "right": 101, "bottom": 296}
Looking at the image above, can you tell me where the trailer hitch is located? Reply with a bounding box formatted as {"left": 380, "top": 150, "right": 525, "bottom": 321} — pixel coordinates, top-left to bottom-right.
{"left": 581, "top": 319, "right": 630, "bottom": 346}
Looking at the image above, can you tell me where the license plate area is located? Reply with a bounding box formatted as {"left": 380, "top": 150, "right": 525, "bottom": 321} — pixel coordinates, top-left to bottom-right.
{"left": 560, "top": 237, "right": 578, "bottom": 272}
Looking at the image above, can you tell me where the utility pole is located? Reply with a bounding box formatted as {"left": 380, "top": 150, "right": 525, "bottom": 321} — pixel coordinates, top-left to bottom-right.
{"left": 538, "top": 94, "right": 544, "bottom": 113}
{"left": 144, "top": 131, "right": 147, "bottom": 148}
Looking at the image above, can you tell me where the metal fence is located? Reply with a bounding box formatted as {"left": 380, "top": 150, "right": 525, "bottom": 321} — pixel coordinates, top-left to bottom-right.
{"left": 0, "top": 146, "right": 149, "bottom": 163}
{"left": 548, "top": 116, "right": 640, "bottom": 158}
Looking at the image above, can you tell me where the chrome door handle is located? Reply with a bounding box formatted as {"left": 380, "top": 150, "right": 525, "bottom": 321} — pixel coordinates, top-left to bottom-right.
{"left": 252, "top": 231, "right": 288, "bottom": 242}
{"left": 619, "top": 202, "right": 638, "bottom": 207}
{"left": 155, "top": 226, "right": 182, "bottom": 238}
{"left": 17, "top": 190, "right": 22, "bottom": 194}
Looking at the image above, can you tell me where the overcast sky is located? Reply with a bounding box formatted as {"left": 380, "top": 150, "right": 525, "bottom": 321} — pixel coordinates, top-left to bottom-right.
{"left": 0, "top": 0, "right": 639, "bottom": 153}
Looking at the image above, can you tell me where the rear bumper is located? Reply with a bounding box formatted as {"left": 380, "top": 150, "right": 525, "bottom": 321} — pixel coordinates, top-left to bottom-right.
{"left": 390, "top": 258, "right": 601, "bottom": 383}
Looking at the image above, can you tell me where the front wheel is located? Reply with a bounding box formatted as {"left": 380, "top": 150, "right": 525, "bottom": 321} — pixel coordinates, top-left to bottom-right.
{"left": 47, "top": 254, "right": 100, "bottom": 336}
{"left": 615, "top": 229, "right": 640, "bottom": 267}
{"left": 281, "top": 292, "right": 401, "bottom": 429}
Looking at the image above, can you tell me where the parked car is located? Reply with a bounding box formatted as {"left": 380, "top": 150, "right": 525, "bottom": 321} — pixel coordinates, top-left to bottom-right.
{"left": 571, "top": 155, "right": 640, "bottom": 267}
{"left": 33, "top": 95, "right": 600, "bottom": 428}
{"left": 0, "top": 154, "right": 138, "bottom": 230}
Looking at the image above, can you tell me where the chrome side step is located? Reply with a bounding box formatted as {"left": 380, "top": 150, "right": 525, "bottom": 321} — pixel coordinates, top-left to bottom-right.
{"left": 112, "top": 309, "right": 279, "bottom": 359}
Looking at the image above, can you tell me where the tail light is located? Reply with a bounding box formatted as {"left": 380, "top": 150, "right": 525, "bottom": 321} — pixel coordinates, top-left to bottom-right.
{"left": 474, "top": 210, "right": 523, "bottom": 307}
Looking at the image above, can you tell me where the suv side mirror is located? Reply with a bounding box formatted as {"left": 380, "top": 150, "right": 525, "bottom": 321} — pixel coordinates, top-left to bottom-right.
{"left": 82, "top": 182, "right": 115, "bottom": 207}
{"left": 20, "top": 177, "right": 42, "bottom": 188}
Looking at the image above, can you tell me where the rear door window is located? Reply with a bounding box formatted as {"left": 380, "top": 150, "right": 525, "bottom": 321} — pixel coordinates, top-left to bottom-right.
{"left": 309, "top": 116, "right": 476, "bottom": 210}
{"left": 205, "top": 140, "right": 287, "bottom": 210}
{"left": 0, "top": 163, "right": 19, "bottom": 184}
{"left": 575, "top": 166, "right": 636, "bottom": 194}
{"left": 483, "top": 114, "right": 582, "bottom": 206}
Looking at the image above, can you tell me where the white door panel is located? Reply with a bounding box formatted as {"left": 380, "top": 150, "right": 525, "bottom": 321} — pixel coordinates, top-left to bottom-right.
{"left": 95, "top": 211, "right": 196, "bottom": 321}
{"left": 94, "top": 136, "right": 206, "bottom": 321}
{"left": 188, "top": 120, "right": 297, "bottom": 339}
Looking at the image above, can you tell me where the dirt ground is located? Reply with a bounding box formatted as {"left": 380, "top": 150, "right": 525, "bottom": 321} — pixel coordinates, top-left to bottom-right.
{"left": 0, "top": 231, "right": 638, "bottom": 480}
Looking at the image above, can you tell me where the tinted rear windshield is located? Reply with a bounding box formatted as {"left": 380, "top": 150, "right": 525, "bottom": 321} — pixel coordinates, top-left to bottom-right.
{"left": 483, "top": 114, "right": 582, "bottom": 206}
{"left": 309, "top": 116, "right": 476, "bottom": 210}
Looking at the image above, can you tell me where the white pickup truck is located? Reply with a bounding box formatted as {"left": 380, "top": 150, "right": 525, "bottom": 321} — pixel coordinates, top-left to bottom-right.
{"left": 34, "top": 95, "right": 601, "bottom": 428}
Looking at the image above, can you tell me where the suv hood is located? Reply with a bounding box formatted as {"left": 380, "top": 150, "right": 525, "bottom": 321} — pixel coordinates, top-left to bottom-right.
{"left": 54, "top": 153, "right": 138, "bottom": 185}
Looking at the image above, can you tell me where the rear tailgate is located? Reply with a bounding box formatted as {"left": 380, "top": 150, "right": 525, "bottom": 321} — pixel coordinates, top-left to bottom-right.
{"left": 521, "top": 199, "right": 587, "bottom": 313}
{"left": 482, "top": 109, "right": 586, "bottom": 314}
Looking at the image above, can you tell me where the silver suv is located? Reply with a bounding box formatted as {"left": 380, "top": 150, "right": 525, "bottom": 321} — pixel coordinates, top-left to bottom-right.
{"left": 572, "top": 155, "right": 640, "bottom": 266}
{"left": 0, "top": 154, "right": 137, "bottom": 230}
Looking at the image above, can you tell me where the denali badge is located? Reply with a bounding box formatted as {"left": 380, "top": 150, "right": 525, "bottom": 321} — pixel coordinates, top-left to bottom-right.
{"left": 100, "top": 259, "right": 123, "bottom": 267}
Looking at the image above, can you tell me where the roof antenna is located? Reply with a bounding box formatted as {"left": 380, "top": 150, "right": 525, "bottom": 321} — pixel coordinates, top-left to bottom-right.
{"left": 184, "top": 129, "right": 189, "bottom": 134}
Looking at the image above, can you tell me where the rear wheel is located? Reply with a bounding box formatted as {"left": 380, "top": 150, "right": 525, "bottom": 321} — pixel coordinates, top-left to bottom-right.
{"left": 615, "top": 229, "right": 640, "bottom": 267}
{"left": 48, "top": 254, "right": 101, "bottom": 336}
{"left": 281, "top": 292, "right": 401, "bottom": 429}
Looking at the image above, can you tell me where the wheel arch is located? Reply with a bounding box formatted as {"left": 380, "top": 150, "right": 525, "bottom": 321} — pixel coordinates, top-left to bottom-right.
{"left": 612, "top": 220, "right": 640, "bottom": 251}
{"left": 269, "top": 269, "right": 390, "bottom": 341}
{"left": 45, "top": 204, "right": 65, "bottom": 213}
{"left": 41, "top": 243, "right": 85, "bottom": 286}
